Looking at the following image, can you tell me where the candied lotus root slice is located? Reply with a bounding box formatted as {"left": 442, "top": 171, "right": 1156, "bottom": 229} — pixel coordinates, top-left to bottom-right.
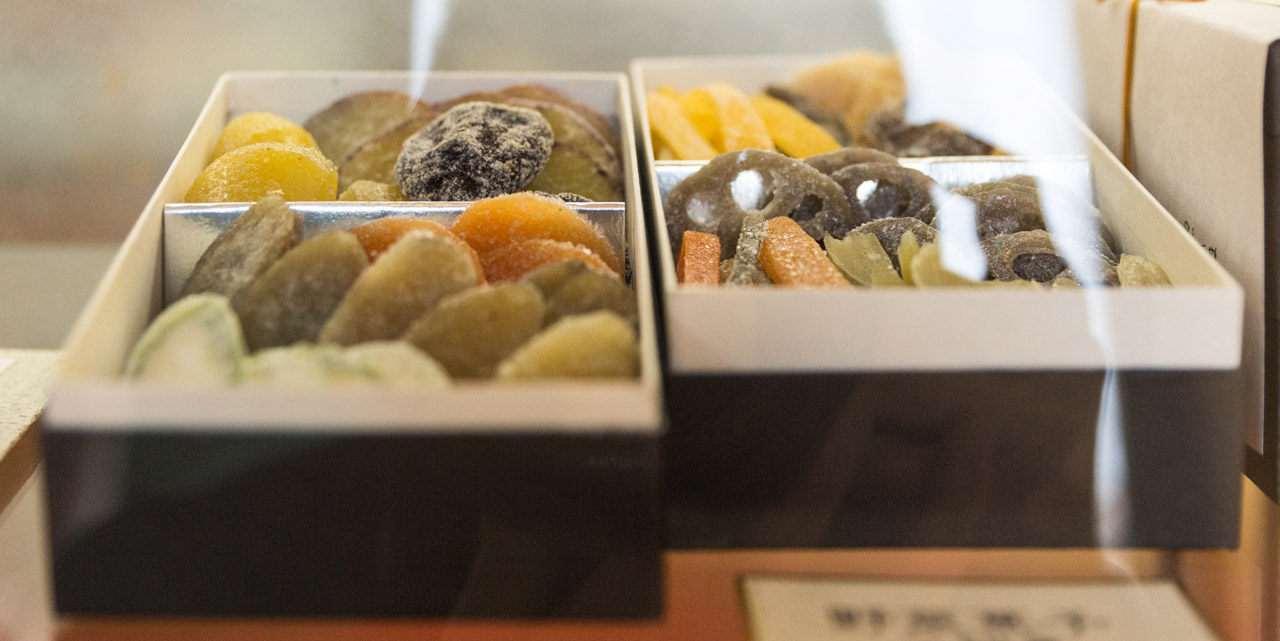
{"left": 982, "top": 230, "right": 1118, "bottom": 286}
{"left": 481, "top": 239, "right": 613, "bottom": 283}
{"left": 830, "top": 162, "right": 936, "bottom": 224}
{"left": 854, "top": 217, "right": 937, "bottom": 273}
{"left": 452, "top": 193, "right": 622, "bottom": 275}
{"left": 394, "top": 101, "right": 553, "bottom": 201}
{"left": 522, "top": 260, "right": 637, "bottom": 327}
{"left": 404, "top": 282, "right": 547, "bottom": 379}
{"left": 804, "top": 146, "right": 898, "bottom": 175}
{"left": 955, "top": 182, "right": 1045, "bottom": 240}
{"left": 664, "top": 149, "right": 860, "bottom": 259}
{"left": 760, "top": 217, "right": 850, "bottom": 288}
{"left": 677, "top": 231, "right": 721, "bottom": 287}
{"left": 304, "top": 90, "right": 435, "bottom": 164}
{"left": 347, "top": 216, "right": 483, "bottom": 277}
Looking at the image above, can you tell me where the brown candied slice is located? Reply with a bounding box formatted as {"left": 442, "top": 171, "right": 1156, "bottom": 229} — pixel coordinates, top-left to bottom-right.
{"left": 522, "top": 142, "right": 622, "bottom": 202}
{"left": 234, "top": 230, "right": 369, "bottom": 351}
{"left": 498, "top": 84, "right": 621, "bottom": 159}
{"left": 179, "top": 194, "right": 301, "bottom": 304}
{"left": 956, "top": 182, "right": 1046, "bottom": 240}
{"left": 726, "top": 213, "right": 771, "bottom": 285}
{"left": 854, "top": 217, "right": 937, "bottom": 273}
{"left": 304, "top": 90, "right": 435, "bottom": 164}
{"left": 522, "top": 259, "right": 637, "bottom": 326}
{"left": 982, "top": 230, "right": 1118, "bottom": 285}
{"left": 664, "top": 149, "right": 860, "bottom": 259}
{"left": 403, "top": 282, "right": 546, "bottom": 379}
{"left": 318, "top": 230, "right": 479, "bottom": 345}
{"left": 857, "top": 106, "right": 998, "bottom": 157}
{"left": 764, "top": 85, "right": 849, "bottom": 144}
{"left": 831, "top": 162, "right": 936, "bottom": 223}
{"left": 395, "top": 102, "right": 553, "bottom": 201}
{"left": 528, "top": 191, "right": 592, "bottom": 203}
{"left": 503, "top": 98, "right": 621, "bottom": 185}
{"left": 804, "top": 147, "right": 899, "bottom": 175}
{"left": 337, "top": 112, "right": 435, "bottom": 192}
{"left": 431, "top": 90, "right": 508, "bottom": 112}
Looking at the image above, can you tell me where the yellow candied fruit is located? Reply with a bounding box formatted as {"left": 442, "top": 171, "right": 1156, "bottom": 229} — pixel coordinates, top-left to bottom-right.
{"left": 748, "top": 94, "right": 842, "bottom": 158}
{"left": 646, "top": 92, "right": 718, "bottom": 160}
{"left": 210, "top": 112, "right": 319, "bottom": 160}
{"left": 688, "top": 83, "right": 774, "bottom": 153}
{"left": 185, "top": 142, "right": 338, "bottom": 203}
{"left": 678, "top": 89, "right": 719, "bottom": 145}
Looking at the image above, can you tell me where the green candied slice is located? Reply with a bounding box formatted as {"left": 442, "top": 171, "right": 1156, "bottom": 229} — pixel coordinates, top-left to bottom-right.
{"left": 179, "top": 194, "right": 301, "bottom": 304}
{"left": 235, "top": 230, "right": 369, "bottom": 351}
{"left": 241, "top": 344, "right": 374, "bottom": 387}
{"left": 337, "top": 113, "right": 434, "bottom": 192}
{"left": 521, "top": 260, "right": 637, "bottom": 326}
{"left": 522, "top": 142, "right": 622, "bottom": 202}
{"left": 496, "top": 310, "right": 639, "bottom": 380}
{"left": 304, "top": 90, "right": 436, "bottom": 164}
{"left": 338, "top": 180, "right": 406, "bottom": 202}
{"left": 124, "top": 293, "right": 247, "bottom": 385}
{"left": 504, "top": 98, "right": 621, "bottom": 183}
{"left": 898, "top": 231, "right": 922, "bottom": 286}
{"left": 318, "top": 230, "right": 479, "bottom": 345}
{"left": 404, "top": 282, "right": 546, "bottom": 379}
{"left": 341, "top": 341, "right": 451, "bottom": 387}
{"left": 908, "top": 243, "right": 982, "bottom": 288}
{"left": 1117, "top": 254, "right": 1172, "bottom": 286}
{"left": 824, "top": 231, "right": 902, "bottom": 287}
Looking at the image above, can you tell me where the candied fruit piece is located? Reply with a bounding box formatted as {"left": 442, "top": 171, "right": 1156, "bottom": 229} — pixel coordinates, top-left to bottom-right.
{"left": 184, "top": 142, "right": 338, "bottom": 203}
{"left": 124, "top": 294, "right": 246, "bottom": 384}
{"left": 764, "top": 85, "right": 849, "bottom": 144}
{"left": 211, "top": 112, "right": 319, "bottom": 160}
{"left": 677, "top": 231, "right": 721, "bottom": 287}
{"left": 395, "top": 102, "right": 553, "bottom": 201}
{"left": 804, "top": 146, "right": 898, "bottom": 175}
{"left": 481, "top": 239, "right": 612, "bottom": 283}
{"left": 498, "top": 84, "right": 622, "bottom": 158}
{"left": 496, "top": 310, "right": 638, "bottom": 380}
{"left": 337, "top": 113, "right": 435, "bottom": 191}
{"left": 504, "top": 98, "right": 621, "bottom": 185}
{"left": 858, "top": 106, "right": 999, "bottom": 157}
{"left": 678, "top": 89, "right": 719, "bottom": 146}
{"left": 234, "top": 230, "right": 369, "bottom": 351}
{"left": 727, "top": 213, "right": 771, "bottom": 286}
{"left": 688, "top": 83, "right": 775, "bottom": 153}
{"left": 242, "top": 344, "right": 376, "bottom": 387}
{"left": 854, "top": 217, "right": 937, "bottom": 272}
{"left": 955, "top": 181, "right": 1045, "bottom": 239}
{"left": 824, "top": 231, "right": 902, "bottom": 287}
{"left": 909, "top": 243, "right": 984, "bottom": 287}
{"left": 452, "top": 193, "right": 622, "bottom": 275}
{"left": 343, "top": 341, "right": 451, "bottom": 387}
{"left": 982, "top": 230, "right": 1118, "bottom": 286}
{"left": 748, "top": 94, "right": 841, "bottom": 158}
{"left": 897, "top": 230, "right": 923, "bottom": 286}
{"left": 339, "top": 180, "right": 405, "bottom": 202}
{"left": 347, "top": 216, "right": 483, "bottom": 277}
{"left": 830, "top": 162, "right": 936, "bottom": 223}
{"left": 646, "top": 92, "right": 718, "bottom": 160}
{"left": 404, "top": 282, "right": 546, "bottom": 378}
{"left": 522, "top": 142, "right": 622, "bottom": 202}
{"left": 790, "top": 52, "right": 905, "bottom": 138}
{"left": 304, "top": 90, "right": 435, "bottom": 164}
{"left": 318, "top": 230, "right": 480, "bottom": 345}
{"left": 665, "top": 149, "right": 859, "bottom": 258}
{"left": 522, "top": 260, "right": 637, "bottom": 326}
{"left": 760, "top": 217, "right": 850, "bottom": 288}
{"left": 1117, "top": 254, "right": 1171, "bottom": 286}
{"left": 180, "top": 194, "right": 300, "bottom": 303}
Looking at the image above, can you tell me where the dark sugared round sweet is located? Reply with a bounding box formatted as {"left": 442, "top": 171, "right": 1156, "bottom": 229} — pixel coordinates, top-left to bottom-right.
{"left": 395, "top": 102, "right": 553, "bottom": 201}
{"left": 664, "top": 149, "right": 860, "bottom": 259}
{"left": 982, "top": 230, "right": 1118, "bottom": 285}
{"left": 804, "top": 147, "right": 899, "bottom": 175}
{"left": 830, "top": 162, "right": 936, "bottom": 223}
{"left": 956, "top": 179, "right": 1118, "bottom": 262}
{"left": 855, "top": 217, "right": 937, "bottom": 273}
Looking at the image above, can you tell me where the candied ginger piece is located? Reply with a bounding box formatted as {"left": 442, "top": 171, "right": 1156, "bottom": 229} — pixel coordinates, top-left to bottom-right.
{"left": 339, "top": 180, "right": 405, "bottom": 202}
{"left": 481, "top": 238, "right": 612, "bottom": 283}
{"left": 124, "top": 294, "right": 246, "bottom": 385}
{"left": 185, "top": 142, "right": 337, "bottom": 203}
{"left": 522, "top": 260, "right": 636, "bottom": 326}
{"left": 760, "top": 217, "right": 850, "bottom": 288}
{"left": 404, "top": 282, "right": 546, "bottom": 379}
{"left": 496, "top": 310, "right": 638, "bottom": 380}
{"left": 689, "top": 83, "right": 774, "bottom": 153}
{"left": 748, "top": 94, "right": 841, "bottom": 158}
{"left": 677, "top": 231, "right": 720, "bottom": 287}
{"left": 347, "top": 216, "right": 483, "bottom": 278}
{"left": 1117, "top": 254, "right": 1171, "bottom": 286}
{"left": 824, "top": 231, "right": 901, "bottom": 287}
{"left": 180, "top": 194, "right": 300, "bottom": 303}
{"left": 452, "top": 193, "right": 622, "bottom": 275}
{"left": 646, "top": 92, "right": 717, "bottom": 160}
{"left": 211, "top": 112, "right": 319, "bottom": 160}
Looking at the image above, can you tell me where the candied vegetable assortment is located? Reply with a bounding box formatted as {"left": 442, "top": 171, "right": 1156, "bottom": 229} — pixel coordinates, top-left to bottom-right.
{"left": 522, "top": 260, "right": 637, "bottom": 326}
{"left": 347, "top": 216, "right": 482, "bottom": 275}
{"left": 185, "top": 142, "right": 338, "bottom": 203}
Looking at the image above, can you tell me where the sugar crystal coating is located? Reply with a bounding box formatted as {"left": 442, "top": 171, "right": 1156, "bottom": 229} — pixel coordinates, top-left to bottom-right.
{"left": 830, "top": 162, "right": 936, "bottom": 223}
{"left": 452, "top": 193, "right": 622, "bottom": 275}
{"left": 982, "top": 230, "right": 1118, "bottom": 286}
{"left": 395, "top": 102, "right": 552, "bottom": 201}
{"left": 498, "top": 84, "right": 622, "bottom": 158}
{"left": 404, "top": 282, "right": 546, "bottom": 379}
{"left": 503, "top": 98, "right": 621, "bottom": 185}
{"left": 338, "top": 112, "right": 435, "bottom": 192}
{"left": 677, "top": 231, "right": 721, "bottom": 286}
{"left": 854, "top": 217, "right": 937, "bottom": 273}
{"left": 522, "top": 260, "right": 637, "bottom": 326}
{"left": 124, "top": 294, "right": 246, "bottom": 384}
{"left": 496, "top": 310, "right": 639, "bottom": 380}
{"left": 180, "top": 194, "right": 300, "bottom": 304}
{"left": 760, "top": 217, "right": 851, "bottom": 288}
{"left": 184, "top": 142, "right": 337, "bottom": 203}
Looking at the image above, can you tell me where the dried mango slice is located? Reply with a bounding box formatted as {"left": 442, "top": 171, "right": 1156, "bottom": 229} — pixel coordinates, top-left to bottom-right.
{"left": 522, "top": 260, "right": 637, "bottom": 326}
{"left": 347, "top": 216, "right": 483, "bottom": 277}
{"left": 211, "top": 112, "right": 319, "bottom": 160}
{"left": 646, "top": 92, "right": 718, "bottom": 160}
{"left": 689, "top": 83, "right": 775, "bottom": 153}
{"left": 1117, "top": 254, "right": 1171, "bottom": 287}
{"left": 496, "top": 310, "right": 638, "bottom": 380}
{"left": 180, "top": 194, "right": 300, "bottom": 303}
{"left": 124, "top": 294, "right": 246, "bottom": 384}
{"left": 234, "top": 230, "right": 369, "bottom": 351}
{"left": 318, "top": 230, "right": 480, "bottom": 345}
{"left": 338, "top": 180, "right": 405, "bottom": 202}
{"left": 522, "top": 142, "right": 622, "bottom": 202}
{"left": 678, "top": 89, "right": 719, "bottom": 145}
{"left": 482, "top": 239, "right": 612, "bottom": 283}
{"left": 677, "top": 231, "right": 721, "bottom": 287}
{"left": 452, "top": 193, "right": 622, "bottom": 275}
{"left": 748, "top": 94, "right": 841, "bottom": 158}
{"left": 825, "top": 231, "right": 902, "bottom": 287}
{"left": 304, "top": 90, "right": 435, "bottom": 164}
{"left": 404, "top": 283, "right": 546, "bottom": 379}
{"left": 342, "top": 341, "right": 451, "bottom": 387}
{"left": 185, "top": 142, "right": 338, "bottom": 203}
{"left": 337, "top": 113, "right": 434, "bottom": 192}
{"left": 760, "top": 217, "right": 850, "bottom": 288}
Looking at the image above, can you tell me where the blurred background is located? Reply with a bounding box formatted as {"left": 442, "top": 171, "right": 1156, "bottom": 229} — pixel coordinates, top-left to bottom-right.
{"left": 0, "top": 0, "right": 891, "bottom": 347}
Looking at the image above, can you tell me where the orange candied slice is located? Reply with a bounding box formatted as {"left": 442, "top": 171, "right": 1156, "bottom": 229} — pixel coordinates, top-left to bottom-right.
{"left": 185, "top": 142, "right": 337, "bottom": 203}
{"left": 646, "top": 92, "right": 717, "bottom": 160}
{"left": 482, "top": 239, "right": 613, "bottom": 283}
{"left": 210, "top": 112, "right": 319, "bottom": 160}
{"left": 452, "top": 193, "right": 622, "bottom": 276}
{"left": 760, "top": 217, "right": 850, "bottom": 288}
{"left": 687, "top": 83, "right": 775, "bottom": 153}
{"left": 748, "top": 94, "right": 841, "bottom": 158}
{"left": 677, "top": 231, "right": 721, "bottom": 287}
{"left": 347, "top": 216, "right": 484, "bottom": 280}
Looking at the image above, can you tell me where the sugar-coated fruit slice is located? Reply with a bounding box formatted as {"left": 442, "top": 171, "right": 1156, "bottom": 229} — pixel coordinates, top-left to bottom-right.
{"left": 184, "top": 142, "right": 338, "bottom": 203}
{"left": 824, "top": 231, "right": 903, "bottom": 287}
{"left": 211, "top": 112, "right": 319, "bottom": 160}
{"left": 498, "top": 84, "right": 622, "bottom": 158}
{"left": 481, "top": 238, "right": 612, "bottom": 283}
{"left": 338, "top": 180, "right": 405, "bottom": 202}
{"left": 234, "top": 230, "right": 369, "bottom": 351}
{"left": 124, "top": 294, "right": 246, "bottom": 385}
{"left": 452, "top": 193, "right": 622, "bottom": 275}
{"left": 759, "top": 217, "right": 851, "bottom": 288}
{"left": 304, "top": 90, "right": 435, "bottom": 164}
{"left": 337, "top": 112, "right": 435, "bottom": 192}
{"left": 646, "top": 92, "right": 718, "bottom": 160}
{"left": 403, "top": 282, "right": 546, "bottom": 378}
{"left": 504, "top": 98, "right": 621, "bottom": 184}
{"left": 318, "top": 230, "right": 480, "bottom": 345}
{"left": 242, "top": 344, "right": 376, "bottom": 387}
{"left": 522, "top": 260, "right": 637, "bottom": 326}
{"left": 496, "top": 310, "right": 638, "bottom": 380}
{"left": 1117, "top": 254, "right": 1171, "bottom": 287}
{"left": 677, "top": 231, "right": 721, "bottom": 287}
{"left": 678, "top": 89, "right": 719, "bottom": 146}
{"left": 522, "top": 142, "right": 622, "bottom": 202}
{"left": 179, "top": 193, "right": 301, "bottom": 303}
{"left": 748, "top": 94, "right": 841, "bottom": 158}
{"left": 688, "top": 84, "right": 775, "bottom": 153}
{"left": 342, "top": 341, "right": 451, "bottom": 387}
{"left": 347, "top": 216, "right": 483, "bottom": 277}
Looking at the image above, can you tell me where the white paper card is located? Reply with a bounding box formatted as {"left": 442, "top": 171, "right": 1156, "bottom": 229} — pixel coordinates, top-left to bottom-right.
{"left": 742, "top": 577, "right": 1218, "bottom": 641}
